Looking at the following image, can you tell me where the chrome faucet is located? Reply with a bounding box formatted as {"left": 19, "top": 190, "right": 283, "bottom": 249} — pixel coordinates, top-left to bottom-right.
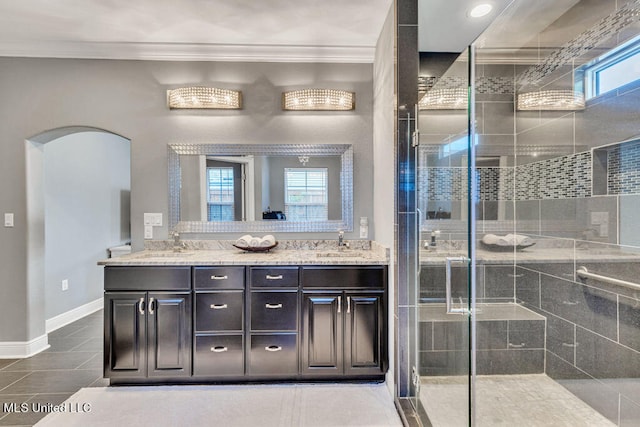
{"left": 338, "top": 231, "right": 345, "bottom": 250}
{"left": 171, "top": 230, "right": 185, "bottom": 252}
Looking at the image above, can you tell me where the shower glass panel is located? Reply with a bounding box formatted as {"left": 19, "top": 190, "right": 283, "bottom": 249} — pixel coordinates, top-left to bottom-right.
{"left": 417, "top": 50, "right": 473, "bottom": 425}
{"left": 416, "top": 0, "right": 640, "bottom": 425}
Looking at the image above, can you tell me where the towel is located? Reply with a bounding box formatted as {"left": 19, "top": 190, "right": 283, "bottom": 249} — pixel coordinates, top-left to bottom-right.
{"left": 249, "top": 236, "right": 262, "bottom": 247}
{"left": 260, "top": 235, "right": 276, "bottom": 247}
{"left": 235, "top": 235, "right": 253, "bottom": 248}
{"left": 482, "top": 233, "right": 532, "bottom": 246}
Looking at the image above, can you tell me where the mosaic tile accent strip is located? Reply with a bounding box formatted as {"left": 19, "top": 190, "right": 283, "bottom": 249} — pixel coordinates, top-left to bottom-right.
{"left": 417, "top": 167, "right": 514, "bottom": 202}
{"left": 515, "top": 151, "right": 592, "bottom": 200}
{"left": 418, "top": 152, "right": 592, "bottom": 202}
{"left": 607, "top": 139, "right": 640, "bottom": 194}
{"left": 518, "top": 0, "right": 640, "bottom": 85}
{"left": 425, "top": 76, "right": 513, "bottom": 94}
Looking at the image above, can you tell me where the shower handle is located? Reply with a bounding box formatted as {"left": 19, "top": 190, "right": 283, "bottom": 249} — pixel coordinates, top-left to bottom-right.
{"left": 446, "top": 256, "right": 470, "bottom": 314}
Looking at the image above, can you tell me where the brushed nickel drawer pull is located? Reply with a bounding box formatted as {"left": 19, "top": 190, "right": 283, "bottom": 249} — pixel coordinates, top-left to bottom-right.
{"left": 265, "top": 303, "right": 283, "bottom": 309}
{"left": 347, "top": 296, "right": 351, "bottom": 314}
{"left": 138, "top": 298, "right": 145, "bottom": 315}
{"left": 265, "top": 345, "right": 282, "bottom": 352}
{"left": 508, "top": 274, "right": 524, "bottom": 278}
{"left": 337, "top": 296, "right": 341, "bottom": 313}
{"left": 148, "top": 297, "right": 155, "bottom": 315}
{"left": 266, "top": 274, "right": 283, "bottom": 280}
{"left": 211, "top": 275, "right": 228, "bottom": 280}
{"left": 210, "top": 303, "right": 228, "bottom": 309}
{"left": 562, "top": 300, "right": 579, "bottom": 306}
{"left": 562, "top": 342, "right": 578, "bottom": 348}
{"left": 508, "top": 342, "right": 526, "bottom": 348}
{"left": 211, "top": 346, "right": 228, "bottom": 352}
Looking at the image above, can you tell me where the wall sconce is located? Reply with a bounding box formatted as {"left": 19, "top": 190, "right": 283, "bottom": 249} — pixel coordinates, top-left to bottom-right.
{"left": 167, "top": 87, "right": 242, "bottom": 109}
{"left": 517, "top": 90, "right": 585, "bottom": 111}
{"left": 282, "top": 89, "right": 355, "bottom": 111}
{"left": 418, "top": 88, "right": 468, "bottom": 110}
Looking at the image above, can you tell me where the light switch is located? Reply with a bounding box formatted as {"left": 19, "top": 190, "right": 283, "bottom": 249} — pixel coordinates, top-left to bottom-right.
{"left": 4, "top": 213, "right": 14, "bottom": 227}
{"left": 144, "top": 225, "right": 153, "bottom": 239}
{"left": 144, "top": 213, "right": 163, "bottom": 226}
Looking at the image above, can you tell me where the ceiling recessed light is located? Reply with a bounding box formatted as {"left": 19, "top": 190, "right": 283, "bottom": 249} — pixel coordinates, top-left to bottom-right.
{"left": 469, "top": 3, "right": 493, "bottom": 18}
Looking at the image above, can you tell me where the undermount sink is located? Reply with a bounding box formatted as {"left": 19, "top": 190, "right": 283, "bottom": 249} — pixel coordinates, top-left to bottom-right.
{"left": 315, "top": 250, "right": 364, "bottom": 258}
{"left": 136, "top": 251, "right": 196, "bottom": 258}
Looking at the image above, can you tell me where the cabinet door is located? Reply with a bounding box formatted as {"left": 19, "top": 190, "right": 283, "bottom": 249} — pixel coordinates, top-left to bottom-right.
{"left": 104, "top": 292, "right": 147, "bottom": 379}
{"left": 344, "top": 293, "right": 385, "bottom": 375}
{"left": 147, "top": 292, "right": 192, "bottom": 378}
{"left": 301, "top": 292, "right": 343, "bottom": 375}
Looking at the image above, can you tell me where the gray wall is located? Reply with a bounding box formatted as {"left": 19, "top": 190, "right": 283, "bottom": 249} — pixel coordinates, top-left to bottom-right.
{"left": 0, "top": 58, "right": 373, "bottom": 342}
{"left": 44, "top": 131, "right": 131, "bottom": 319}
{"left": 373, "top": 4, "right": 396, "bottom": 392}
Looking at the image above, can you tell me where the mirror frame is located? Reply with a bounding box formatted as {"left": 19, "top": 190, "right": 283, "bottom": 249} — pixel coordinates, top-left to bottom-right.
{"left": 168, "top": 143, "right": 353, "bottom": 233}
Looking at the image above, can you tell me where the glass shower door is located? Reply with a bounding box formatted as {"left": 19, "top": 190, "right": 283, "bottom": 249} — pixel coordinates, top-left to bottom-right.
{"left": 416, "top": 49, "right": 474, "bottom": 426}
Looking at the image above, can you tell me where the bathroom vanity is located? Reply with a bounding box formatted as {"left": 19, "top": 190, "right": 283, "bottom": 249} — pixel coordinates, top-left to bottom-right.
{"left": 100, "top": 242, "right": 388, "bottom": 385}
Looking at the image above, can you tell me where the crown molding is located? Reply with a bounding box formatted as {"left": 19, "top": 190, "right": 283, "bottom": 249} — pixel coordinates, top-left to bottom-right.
{"left": 0, "top": 40, "right": 375, "bottom": 63}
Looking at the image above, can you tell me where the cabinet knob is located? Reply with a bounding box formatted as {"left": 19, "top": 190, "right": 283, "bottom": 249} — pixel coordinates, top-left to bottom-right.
{"left": 210, "top": 303, "right": 228, "bottom": 310}
{"left": 265, "top": 345, "right": 282, "bottom": 352}
{"left": 211, "top": 346, "right": 228, "bottom": 353}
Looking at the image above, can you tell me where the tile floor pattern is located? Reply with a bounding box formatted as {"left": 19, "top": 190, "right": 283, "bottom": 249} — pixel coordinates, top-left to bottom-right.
{"left": 420, "top": 374, "right": 615, "bottom": 426}
{"left": 1, "top": 311, "right": 403, "bottom": 427}
{"left": 0, "top": 311, "right": 106, "bottom": 426}
{"left": 34, "top": 383, "right": 403, "bottom": 427}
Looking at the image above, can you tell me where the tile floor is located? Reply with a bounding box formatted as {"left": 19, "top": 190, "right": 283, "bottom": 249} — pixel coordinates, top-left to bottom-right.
{"left": 0, "top": 311, "right": 106, "bottom": 426}
{"left": 420, "top": 374, "right": 615, "bottom": 426}
{"left": 0, "top": 311, "right": 403, "bottom": 427}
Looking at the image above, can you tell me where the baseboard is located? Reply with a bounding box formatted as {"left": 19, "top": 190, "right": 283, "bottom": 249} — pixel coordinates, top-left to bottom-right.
{"left": 0, "top": 334, "right": 49, "bottom": 359}
{"left": 46, "top": 298, "right": 103, "bottom": 333}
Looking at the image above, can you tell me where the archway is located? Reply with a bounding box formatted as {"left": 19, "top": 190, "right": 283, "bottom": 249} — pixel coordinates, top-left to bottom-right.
{"left": 23, "top": 126, "right": 130, "bottom": 357}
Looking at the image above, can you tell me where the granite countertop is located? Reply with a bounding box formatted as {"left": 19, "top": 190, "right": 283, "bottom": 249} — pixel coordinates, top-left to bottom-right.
{"left": 98, "top": 240, "right": 389, "bottom": 266}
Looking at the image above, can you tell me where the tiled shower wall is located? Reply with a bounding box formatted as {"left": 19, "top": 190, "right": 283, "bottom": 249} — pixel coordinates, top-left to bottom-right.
{"left": 420, "top": 143, "right": 640, "bottom": 204}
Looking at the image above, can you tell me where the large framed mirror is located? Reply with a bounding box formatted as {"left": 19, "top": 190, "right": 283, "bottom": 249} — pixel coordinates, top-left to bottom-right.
{"left": 168, "top": 143, "right": 353, "bottom": 233}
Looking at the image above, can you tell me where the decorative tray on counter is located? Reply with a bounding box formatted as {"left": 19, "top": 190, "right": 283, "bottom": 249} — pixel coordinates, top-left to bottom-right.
{"left": 232, "top": 242, "right": 278, "bottom": 252}
{"left": 480, "top": 242, "right": 535, "bottom": 252}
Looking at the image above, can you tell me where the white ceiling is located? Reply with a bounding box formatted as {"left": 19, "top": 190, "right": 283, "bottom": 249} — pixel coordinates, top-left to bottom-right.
{"left": 0, "top": 0, "right": 516, "bottom": 62}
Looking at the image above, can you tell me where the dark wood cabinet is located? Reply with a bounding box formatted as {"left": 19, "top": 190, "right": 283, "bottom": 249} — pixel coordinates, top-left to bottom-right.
{"left": 247, "top": 267, "right": 299, "bottom": 377}
{"left": 104, "top": 264, "right": 386, "bottom": 384}
{"left": 301, "top": 292, "right": 343, "bottom": 375}
{"left": 301, "top": 266, "right": 387, "bottom": 378}
{"left": 193, "top": 266, "right": 245, "bottom": 377}
{"left": 104, "top": 291, "right": 191, "bottom": 381}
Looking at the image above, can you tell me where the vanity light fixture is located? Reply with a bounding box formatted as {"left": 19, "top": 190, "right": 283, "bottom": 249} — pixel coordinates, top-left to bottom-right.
{"left": 167, "top": 87, "right": 242, "bottom": 109}
{"left": 517, "top": 90, "right": 585, "bottom": 111}
{"left": 418, "top": 88, "right": 468, "bottom": 110}
{"left": 282, "top": 89, "right": 355, "bottom": 111}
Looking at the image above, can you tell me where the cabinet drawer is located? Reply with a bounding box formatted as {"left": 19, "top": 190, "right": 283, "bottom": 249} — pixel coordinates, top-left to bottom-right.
{"left": 193, "top": 335, "right": 244, "bottom": 376}
{"left": 249, "top": 267, "right": 299, "bottom": 288}
{"left": 302, "top": 266, "right": 386, "bottom": 289}
{"left": 195, "top": 292, "right": 243, "bottom": 332}
{"left": 194, "top": 267, "right": 245, "bottom": 290}
{"left": 251, "top": 292, "right": 298, "bottom": 331}
{"left": 249, "top": 334, "right": 298, "bottom": 375}
{"left": 105, "top": 266, "right": 191, "bottom": 291}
